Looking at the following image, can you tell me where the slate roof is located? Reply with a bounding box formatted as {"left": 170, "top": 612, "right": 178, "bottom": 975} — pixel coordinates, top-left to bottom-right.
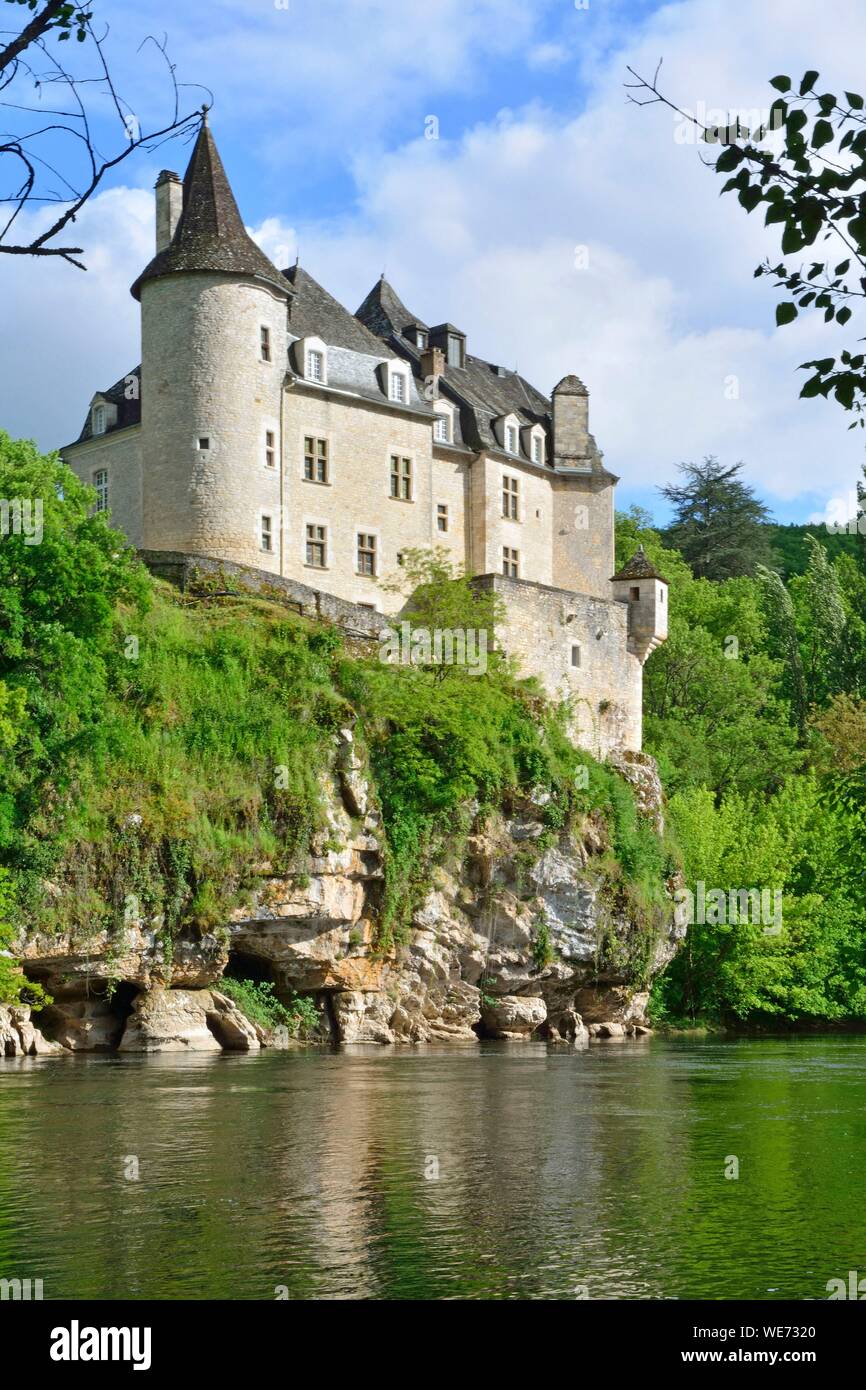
{"left": 73, "top": 366, "right": 141, "bottom": 443}
{"left": 130, "top": 117, "right": 286, "bottom": 301}
{"left": 355, "top": 276, "right": 560, "bottom": 460}
{"left": 284, "top": 264, "right": 390, "bottom": 357}
{"left": 611, "top": 546, "right": 668, "bottom": 583}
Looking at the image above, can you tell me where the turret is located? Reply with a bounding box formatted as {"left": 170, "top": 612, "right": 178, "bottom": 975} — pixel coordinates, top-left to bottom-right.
{"left": 131, "top": 112, "right": 289, "bottom": 571}
{"left": 611, "top": 546, "right": 668, "bottom": 662}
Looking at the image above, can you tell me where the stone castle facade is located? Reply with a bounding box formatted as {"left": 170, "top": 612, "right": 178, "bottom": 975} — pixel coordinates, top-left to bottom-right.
{"left": 62, "top": 117, "right": 667, "bottom": 756}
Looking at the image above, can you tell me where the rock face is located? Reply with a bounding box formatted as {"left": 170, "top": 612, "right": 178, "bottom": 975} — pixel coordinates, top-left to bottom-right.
{"left": 0, "top": 1004, "right": 63, "bottom": 1056}
{"left": 118, "top": 987, "right": 261, "bottom": 1053}
{"left": 9, "top": 754, "right": 685, "bottom": 1054}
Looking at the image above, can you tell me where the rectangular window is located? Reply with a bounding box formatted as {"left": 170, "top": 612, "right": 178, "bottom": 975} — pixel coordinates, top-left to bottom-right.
{"left": 630, "top": 586, "right": 640, "bottom": 601}
{"left": 92, "top": 405, "right": 106, "bottom": 436}
{"left": 502, "top": 474, "right": 519, "bottom": 520}
{"left": 416, "top": 329, "right": 428, "bottom": 349}
{"left": 505, "top": 425, "right": 518, "bottom": 454}
{"left": 434, "top": 414, "right": 449, "bottom": 443}
{"left": 571, "top": 644, "right": 581, "bottom": 669}
{"left": 197, "top": 436, "right": 210, "bottom": 452}
{"left": 303, "top": 436, "right": 329, "bottom": 483}
{"left": 261, "top": 514, "right": 273, "bottom": 552}
{"left": 260, "top": 325, "right": 271, "bottom": 362}
{"left": 532, "top": 435, "right": 544, "bottom": 464}
{"left": 307, "top": 349, "right": 324, "bottom": 382}
{"left": 390, "top": 372, "right": 407, "bottom": 403}
{"left": 265, "top": 430, "right": 276, "bottom": 468}
{"left": 502, "top": 546, "right": 519, "bottom": 579}
{"left": 447, "top": 334, "right": 464, "bottom": 368}
{"left": 357, "top": 532, "right": 377, "bottom": 576}
{"left": 306, "top": 523, "right": 327, "bottom": 568}
{"left": 437, "top": 503, "right": 448, "bottom": 533}
{"left": 390, "top": 455, "right": 412, "bottom": 500}
{"left": 93, "top": 469, "right": 108, "bottom": 513}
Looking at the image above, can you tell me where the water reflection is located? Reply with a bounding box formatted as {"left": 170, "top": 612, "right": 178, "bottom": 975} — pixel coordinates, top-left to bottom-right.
{"left": 0, "top": 1037, "right": 862, "bottom": 1299}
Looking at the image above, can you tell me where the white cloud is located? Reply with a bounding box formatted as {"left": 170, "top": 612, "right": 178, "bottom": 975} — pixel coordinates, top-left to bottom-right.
{"left": 4, "top": 0, "right": 866, "bottom": 524}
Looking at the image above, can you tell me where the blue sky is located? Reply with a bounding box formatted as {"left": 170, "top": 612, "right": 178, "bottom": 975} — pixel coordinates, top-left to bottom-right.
{"left": 2, "top": 0, "right": 865, "bottom": 528}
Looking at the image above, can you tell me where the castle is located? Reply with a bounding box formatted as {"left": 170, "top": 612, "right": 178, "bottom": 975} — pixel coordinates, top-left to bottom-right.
{"left": 61, "top": 116, "right": 667, "bottom": 756}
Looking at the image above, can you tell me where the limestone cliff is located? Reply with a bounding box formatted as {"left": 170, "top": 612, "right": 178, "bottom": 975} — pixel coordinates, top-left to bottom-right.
{"left": 4, "top": 745, "right": 685, "bottom": 1055}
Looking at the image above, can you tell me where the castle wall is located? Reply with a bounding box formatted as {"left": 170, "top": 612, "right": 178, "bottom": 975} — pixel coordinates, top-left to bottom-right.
{"left": 139, "top": 272, "right": 288, "bottom": 570}
{"left": 63, "top": 427, "right": 143, "bottom": 547}
{"left": 551, "top": 471, "right": 615, "bottom": 599}
{"left": 281, "top": 384, "right": 469, "bottom": 612}
{"left": 475, "top": 574, "right": 643, "bottom": 756}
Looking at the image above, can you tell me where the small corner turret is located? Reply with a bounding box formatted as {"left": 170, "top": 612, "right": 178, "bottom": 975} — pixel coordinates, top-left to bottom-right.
{"left": 611, "top": 546, "right": 668, "bottom": 663}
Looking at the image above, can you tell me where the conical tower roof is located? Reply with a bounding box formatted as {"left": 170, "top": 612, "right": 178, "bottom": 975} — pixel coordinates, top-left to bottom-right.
{"left": 131, "top": 115, "right": 287, "bottom": 300}
{"left": 610, "top": 545, "right": 668, "bottom": 583}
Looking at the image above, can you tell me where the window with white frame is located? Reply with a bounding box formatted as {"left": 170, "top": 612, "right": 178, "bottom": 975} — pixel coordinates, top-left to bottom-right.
{"left": 307, "top": 348, "right": 324, "bottom": 382}
{"left": 265, "top": 430, "right": 276, "bottom": 468}
{"left": 304, "top": 436, "right": 329, "bottom": 483}
{"left": 357, "top": 532, "right": 377, "bottom": 576}
{"left": 433, "top": 412, "right": 450, "bottom": 443}
{"left": 260, "top": 514, "right": 273, "bottom": 552}
{"left": 92, "top": 405, "right": 106, "bottom": 436}
{"left": 389, "top": 369, "right": 408, "bottom": 403}
{"left": 502, "top": 546, "right": 519, "bottom": 579}
{"left": 306, "top": 523, "right": 327, "bottom": 568}
{"left": 532, "top": 433, "right": 544, "bottom": 464}
{"left": 505, "top": 424, "right": 519, "bottom": 454}
{"left": 390, "top": 455, "right": 412, "bottom": 501}
{"left": 93, "top": 469, "right": 108, "bottom": 513}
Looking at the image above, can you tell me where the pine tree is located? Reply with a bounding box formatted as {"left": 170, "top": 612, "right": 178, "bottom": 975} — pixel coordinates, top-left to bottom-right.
{"left": 660, "top": 457, "right": 773, "bottom": 579}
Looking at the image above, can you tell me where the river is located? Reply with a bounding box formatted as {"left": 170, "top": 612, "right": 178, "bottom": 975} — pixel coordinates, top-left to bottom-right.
{"left": 0, "top": 1036, "right": 862, "bottom": 1300}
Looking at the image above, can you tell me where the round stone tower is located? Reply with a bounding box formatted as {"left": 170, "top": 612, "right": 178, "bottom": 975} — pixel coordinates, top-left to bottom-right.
{"left": 131, "top": 114, "right": 289, "bottom": 572}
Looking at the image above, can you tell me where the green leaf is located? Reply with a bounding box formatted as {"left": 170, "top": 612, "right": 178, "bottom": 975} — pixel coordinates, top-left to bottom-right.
{"left": 715, "top": 145, "right": 743, "bottom": 173}
{"left": 812, "top": 118, "right": 834, "bottom": 149}
{"left": 739, "top": 186, "right": 762, "bottom": 212}
{"left": 800, "top": 71, "right": 819, "bottom": 95}
{"left": 837, "top": 306, "right": 853, "bottom": 325}
{"left": 770, "top": 75, "right": 792, "bottom": 93}
{"left": 776, "top": 302, "right": 798, "bottom": 326}
{"left": 845, "top": 92, "right": 864, "bottom": 110}
{"left": 834, "top": 260, "right": 850, "bottom": 276}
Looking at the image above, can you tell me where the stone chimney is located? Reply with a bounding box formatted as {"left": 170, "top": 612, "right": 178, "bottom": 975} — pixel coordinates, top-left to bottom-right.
{"left": 420, "top": 345, "right": 445, "bottom": 394}
{"left": 155, "top": 170, "right": 183, "bottom": 253}
{"left": 552, "top": 375, "right": 589, "bottom": 466}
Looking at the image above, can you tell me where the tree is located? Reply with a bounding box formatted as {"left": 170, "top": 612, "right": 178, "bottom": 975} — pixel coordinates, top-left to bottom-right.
{"left": 626, "top": 63, "right": 866, "bottom": 422}
{"left": 0, "top": 431, "right": 148, "bottom": 878}
{"left": 1, "top": 1, "right": 202, "bottom": 267}
{"left": 659, "top": 456, "right": 773, "bottom": 579}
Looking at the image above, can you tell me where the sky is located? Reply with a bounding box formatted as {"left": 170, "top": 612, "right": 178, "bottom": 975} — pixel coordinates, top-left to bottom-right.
{"left": 2, "top": 0, "right": 865, "bottom": 526}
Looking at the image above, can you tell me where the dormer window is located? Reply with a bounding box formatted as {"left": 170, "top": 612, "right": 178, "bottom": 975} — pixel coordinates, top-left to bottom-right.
{"left": 532, "top": 434, "right": 544, "bottom": 464}
{"left": 389, "top": 369, "right": 408, "bottom": 403}
{"left": 433, "top": 404, "right": 453, "bottom": 444}
{"left": 506, "top": 424, "right": 518, "bottom": 454}
{"left": 416, "top": 328, "right": 428, "bottom": 350}
{"left": 295, "top": 336, "right": 328, "bottom": 385}
{"left": 92, "top": 405, "right": 106, "bottom": 436}
{"left": 447, "top": 333, "right": 464, "bottom": 368}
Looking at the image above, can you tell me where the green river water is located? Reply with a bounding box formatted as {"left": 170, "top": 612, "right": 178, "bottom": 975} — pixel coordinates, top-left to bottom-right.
{"left": 0, "top": 1035, "right": 863, "bottom": 1300}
